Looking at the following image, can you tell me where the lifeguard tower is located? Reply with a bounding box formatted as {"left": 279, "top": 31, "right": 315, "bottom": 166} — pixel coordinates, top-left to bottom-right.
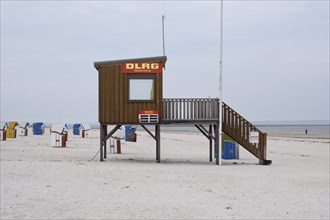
{"left": 94, "top": 56, "right": 271, "bottom": 165}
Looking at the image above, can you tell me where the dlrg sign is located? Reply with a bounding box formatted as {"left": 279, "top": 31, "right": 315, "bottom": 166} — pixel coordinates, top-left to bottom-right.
{"left": 122, "top": 62, "right": 163, "bottom": 73}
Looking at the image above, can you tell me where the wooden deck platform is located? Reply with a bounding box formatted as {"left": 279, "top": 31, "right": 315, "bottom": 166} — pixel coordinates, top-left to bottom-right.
{"left": 99, "top": 98, "right": 271, "bottom": 165}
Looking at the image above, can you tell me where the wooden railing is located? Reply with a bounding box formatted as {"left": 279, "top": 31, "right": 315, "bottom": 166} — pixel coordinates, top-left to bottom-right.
{"left": 163, "top": 98, "right": 219, "bottom": 121}
{"left": 222, "top": 102, "right": 268, "bottom": 162}
{"left": 162, "top": 98, "right": 270, "bottom": 163}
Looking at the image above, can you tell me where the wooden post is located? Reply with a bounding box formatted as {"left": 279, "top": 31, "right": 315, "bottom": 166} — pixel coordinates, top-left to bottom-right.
{"left": 100, "top": 124, "right": 104, "bottom": 161}
{"left": 263, "top": 133, "right": 270, "bottom": 164}
{"left": 104, "top": 125, "right": 107, "bottom": 158}
{"left": 116, "top": 139, "right": 121, "bottom": 154}
{"left": 156, "top": 124, "right": 161, "bottom": 163}
{"left": 209, "top": 125, "right": 213, "bottom": 162}
{"left": 61, "top": 134, "right": 66, "bottom": 147}
{"left": 259, "top": 133, "right": 267, "bottom": 164}
{"left": 215, "top": 124, "right": 220, "bottom": 165}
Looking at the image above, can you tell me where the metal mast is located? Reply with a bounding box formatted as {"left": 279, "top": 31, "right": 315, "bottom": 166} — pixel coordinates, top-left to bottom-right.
{"left": 218, "top": 0, "right": 224, "bottom": 166}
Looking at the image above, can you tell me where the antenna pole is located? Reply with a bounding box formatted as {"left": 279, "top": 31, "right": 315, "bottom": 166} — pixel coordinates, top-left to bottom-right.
{"left": 218, "top": 0, "right": 224, "bottom": 166}
{"left": 162, "top": 15, "right": 166, "bottom": 56}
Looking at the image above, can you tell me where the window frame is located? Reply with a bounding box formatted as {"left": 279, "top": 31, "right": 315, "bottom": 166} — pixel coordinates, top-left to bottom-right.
{"left": 127, "top": 74, "right": 156, "bottom": 102}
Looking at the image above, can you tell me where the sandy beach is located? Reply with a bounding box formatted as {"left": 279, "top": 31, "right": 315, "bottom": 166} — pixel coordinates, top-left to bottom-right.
{"left": 0, "top": 128, "right": 329, "bottom": 219}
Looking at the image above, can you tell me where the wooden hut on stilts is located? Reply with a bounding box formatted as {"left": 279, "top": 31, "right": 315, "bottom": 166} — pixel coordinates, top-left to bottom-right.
{"left": 94, "top": 56, "right": 271, "bottom": 165}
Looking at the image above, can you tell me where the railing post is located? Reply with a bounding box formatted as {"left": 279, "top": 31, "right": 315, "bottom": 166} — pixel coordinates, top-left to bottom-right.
{"left": 171, "top": 99, "right": 174, "bottom": 120}
{"left": 183, "top": 99, "right": 186, "bottom": 119}
{"left": 177, "top": 99, "right": 179, "bottom": 119}
{"left": 222, "top": 104, "right": 225, "bottom": 130}
{"left": 238, "top": 116, "right": 242, "bottom": 142}
{"left": 193, "top": 99, "right": 196, "bottom": 119}
{"left": 209, "top": 125, "right": 213, "bottom": 162}
{"left": 163, "top": 99, "right": 167, "bottom": 120}
{"left": 203, "top": 99, "right": 206, "bottom": 119}
{"left": 230, "top": 109, "right": 234, "bottom": 133}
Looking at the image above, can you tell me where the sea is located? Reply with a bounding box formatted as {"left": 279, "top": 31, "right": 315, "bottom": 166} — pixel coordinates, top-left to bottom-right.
{"left": 253, "top": 122, "right": 330, "bottom": 139}
{"left": 159, "top": 122, "right": 329, "bottom": 139}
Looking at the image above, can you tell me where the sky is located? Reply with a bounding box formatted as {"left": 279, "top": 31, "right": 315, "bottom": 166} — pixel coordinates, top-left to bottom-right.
{"left": 1, "top": 0, "right": 329, "bottom": 123}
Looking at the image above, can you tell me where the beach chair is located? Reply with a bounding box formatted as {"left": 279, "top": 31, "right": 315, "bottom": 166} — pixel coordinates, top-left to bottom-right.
{"left": 19, "top": 122, "right": 30, "bottom": 136}
{"left": 81, "top": 124, "right": 91, "bottom": 138}
{"left": 32, "top": 122, "right": 44, "bottom": 135}
{"left": 125, "top": 126, "right": 137, "bottom": 142}
{"left": 109, "top": 137, "right": 122, "bottom": 154}
{"left": 50, "top": 123, "right": 68, "bottom": 147}
{"left": 6, "top": 121, "right": 18, "bottom": 138}
{"left": 73, "top": 124, "right": 82, "bottom": 135}
{"left": 64, "top": 123, "right": 69, "bottom": 141}
{"left": 112, "top": 126, "right": 125, "bottom": 153}
{"left": 0, "top": 123, "right": 7, "bottom": 141}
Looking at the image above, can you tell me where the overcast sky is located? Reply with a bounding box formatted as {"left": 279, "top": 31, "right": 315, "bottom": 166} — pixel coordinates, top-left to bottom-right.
{"left": 1, "top": 0, "right": 329, "bottom": 123}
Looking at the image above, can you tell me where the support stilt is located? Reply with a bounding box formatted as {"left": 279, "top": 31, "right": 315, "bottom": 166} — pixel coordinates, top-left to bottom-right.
{"left": 140, "top": 124, "right": 161, "bottom": 163}
{"left": 100, "top": 124, "right": 104, "bottom": 161}
{"left": 215, "top": 124, "right": 220, "bottom": 165}
{"left": 104, "top": 125, "right": 107, "bottom": 158}
{"left": 156, "top": 124, "right": 161, "bottom": 163}
{"left": 209, "top": 125, "right": 213, "bottom": 162}
{"left": 195, "top": 124, "right": 216, "bottom": 163}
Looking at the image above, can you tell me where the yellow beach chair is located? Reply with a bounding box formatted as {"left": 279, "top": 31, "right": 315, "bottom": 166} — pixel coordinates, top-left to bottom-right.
{"left": 6, "top": 121, "right": 19, "bottom": 138}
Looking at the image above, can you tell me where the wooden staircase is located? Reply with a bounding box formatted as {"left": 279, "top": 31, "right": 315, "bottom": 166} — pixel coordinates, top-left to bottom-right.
{"left": 222, "top": 102, "right": 272, "bottom": 165}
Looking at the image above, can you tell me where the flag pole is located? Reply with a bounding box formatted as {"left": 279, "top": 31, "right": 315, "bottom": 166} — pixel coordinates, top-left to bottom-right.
{"left": 218, "top": 0, "right": 224, "bottom": 166}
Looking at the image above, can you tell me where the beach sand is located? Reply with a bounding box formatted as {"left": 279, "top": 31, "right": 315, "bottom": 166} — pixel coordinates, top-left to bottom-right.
{"left": 1, "top": 128, "right": 329, "bottom": 219}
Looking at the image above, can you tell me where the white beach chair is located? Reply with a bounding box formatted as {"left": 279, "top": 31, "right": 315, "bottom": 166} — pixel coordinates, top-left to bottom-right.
{"left": 18, "top": 122, "right": 30, "bottom": 136}
{"left": 0, "top": 122, "right": 7, "bottom": 141}
{"left": 50, "top": 123, "right": 68, "bottom": 147}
